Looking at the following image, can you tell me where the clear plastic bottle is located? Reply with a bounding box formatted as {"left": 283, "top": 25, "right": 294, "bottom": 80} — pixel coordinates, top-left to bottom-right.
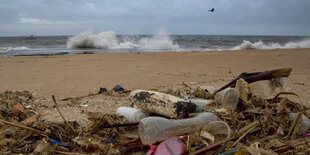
{"left": 189, "top": 99, "right": 213, "bottom": 109}
{"left": 214, "top": 88, "right": 239, "bottom": 110}
{"left": 139, "top": 112, "right": 220, "bottom": 145}
{"left": 116, "top": 107, "right": 149, "bottom": 122}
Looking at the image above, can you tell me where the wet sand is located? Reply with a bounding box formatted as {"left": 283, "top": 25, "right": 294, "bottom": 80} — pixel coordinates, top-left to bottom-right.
{"left": 0, "top": 48, "right": 310, "bottom": 103}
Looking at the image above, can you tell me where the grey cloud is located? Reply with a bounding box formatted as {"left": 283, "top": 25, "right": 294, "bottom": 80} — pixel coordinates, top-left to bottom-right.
{"left": 0, "top": 0, "right": 309, "bottom": 36}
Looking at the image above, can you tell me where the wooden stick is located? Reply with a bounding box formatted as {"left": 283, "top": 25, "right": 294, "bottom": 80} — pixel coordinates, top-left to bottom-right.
{"left": 0, "top": 119, "right": 47, "bottom": 137}
{"left": 52, "top": 150, "right": 86, "bottom": 155}
{"left": 19, "top": 132, "right": 33, "bottom": 142}
{"left": 52, "top": 95, "right": 76, "bottom": 133}
{"left": 113, "top": 138, "right": 141, "bottom": 148}
{"left": 214, "top": 68, "right": 292, "bottom": 94}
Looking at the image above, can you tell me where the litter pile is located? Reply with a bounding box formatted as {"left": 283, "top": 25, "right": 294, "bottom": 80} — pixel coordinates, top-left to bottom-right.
{"left": 1, "top": 68, "right": 310, "bottom": 154}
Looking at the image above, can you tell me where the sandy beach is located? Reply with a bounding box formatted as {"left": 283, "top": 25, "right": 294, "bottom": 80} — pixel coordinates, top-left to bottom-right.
{"left": 0, "top": 48, "right": 310, "bottom": 103}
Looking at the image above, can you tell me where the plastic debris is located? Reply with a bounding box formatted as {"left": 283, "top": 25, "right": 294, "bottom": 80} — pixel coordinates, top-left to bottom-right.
{"left": 138, "top": 113, "right": 219, "bottom": 145}
{"left": 189, "top": 99, "right": 213, "bottom": 109}
{"left": 116, "top": 107, "right": 149, "bottom": 122}
{"left": 49, "top": 138, "right": 72, "bottom": 147}
{"left": 214, "top": 88, "right": 239, "bottom": 110}
{"left": 146, "top": 137, "right": 187, "bottom": 155}
{"left": 249, "top": 80, "right": 274, "bottom": 99}
{"left": 104, "top": 133, "right": 120, "bottom": 144}
{"left": 1, "top": 68, "right": 309, "bottom": 154}
{"left": 131, "top": 90, "right": 197, "bottom": 118}
{"left": 98, "top": 87, "right": 107, "bottom": 94}
{"left": 113, "top": 84, "right": 124, "bottom": 92}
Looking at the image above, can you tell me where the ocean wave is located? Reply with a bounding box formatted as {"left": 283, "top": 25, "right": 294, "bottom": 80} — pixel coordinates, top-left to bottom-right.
{"left": 0, "top": 46, "right": 29, "bottom": 52}
{"left": 231, "top": 39, "right": 310, "bottom": 50}
{"left": 66, "top": 28, "right": 180, "bottom": 51}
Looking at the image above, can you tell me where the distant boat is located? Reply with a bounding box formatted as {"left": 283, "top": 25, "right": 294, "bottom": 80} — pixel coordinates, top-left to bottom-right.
{"left": 25, "top": 34, "right": 36, "bottom": 39}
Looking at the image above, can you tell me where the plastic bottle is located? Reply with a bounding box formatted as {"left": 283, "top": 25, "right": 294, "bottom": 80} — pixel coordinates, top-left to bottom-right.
{"left": 189, "top": 99, "right": 213, "bottom": 109}
{"left": 214, "top": 88, "right": 239, "bottom": 110}
{"left": 201, "top": 121, "right": 231, "bottom": 141}
{"left": 116, "top": 107, "right": 148, "bottom": 122}
{"left": 139, "top": 112, "right": 220, "bottom": 145}
{"left": 289, "top": 113, "right": 310, "bottom": 135}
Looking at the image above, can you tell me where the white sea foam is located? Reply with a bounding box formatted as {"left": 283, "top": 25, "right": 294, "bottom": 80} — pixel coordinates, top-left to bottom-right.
{"left": 231, "top": 39, "right": 310, "bottom": 50}
{"left": 0, "top": 46, "right": 29, "bottom": 52}
{"left": 67, "top": 28, "right": 180, "bottom": 51}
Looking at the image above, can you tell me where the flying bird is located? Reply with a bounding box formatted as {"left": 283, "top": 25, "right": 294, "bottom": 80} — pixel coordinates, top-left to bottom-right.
{"left": 209, "top": 8, "right": 215, "bottom": 12}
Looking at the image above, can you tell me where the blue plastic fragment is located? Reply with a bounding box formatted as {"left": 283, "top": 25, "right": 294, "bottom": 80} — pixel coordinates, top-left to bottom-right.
{"left": 280, "top": 78, "right": 284, "bottom": 86}
{"left": 218, "top": 148, "right": 239, "bottom": 155}
{"left": 113, "top": 84, "right": 124, "bottom": 92}
{"left": 104, "top": 133, "right": 119, "bottom": 144}
{"left": 49, "top": 138, "right": 72, "bottom": 147}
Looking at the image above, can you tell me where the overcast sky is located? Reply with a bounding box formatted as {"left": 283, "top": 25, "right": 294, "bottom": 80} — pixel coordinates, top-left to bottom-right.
{"left": 0, "top": 0, "right": 309, "bottom": 36}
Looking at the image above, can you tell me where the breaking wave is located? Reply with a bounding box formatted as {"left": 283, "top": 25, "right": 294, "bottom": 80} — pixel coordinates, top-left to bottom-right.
{"left": 232, "top": 39, "right": 310, "bottom": 50}
{"left": 67, "top": 28, "right": 180, "bottom": 51}
{"left": 0, "top": 46, "right": 29, "bottom": 52}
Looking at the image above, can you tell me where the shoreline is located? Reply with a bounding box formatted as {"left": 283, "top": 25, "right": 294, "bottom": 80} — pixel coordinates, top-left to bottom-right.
{"left": 0, "top": 48, "right": 310, "bottom": 103}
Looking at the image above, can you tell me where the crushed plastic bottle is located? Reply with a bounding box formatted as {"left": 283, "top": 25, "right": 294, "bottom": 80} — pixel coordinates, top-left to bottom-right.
{"left": 201, "top": 121, "right": 231, "bottom": 141}
{"left": 289, "top": 113, "right": 310, "bottom": 135}
{"left": 116, "top": 107, "right": 148, "bottom": 122}
{"left": 139, "top": 112, "right": 220, "bottom": 145}
{"left": 214, "top": 88, "right": 239, "bottom": 110}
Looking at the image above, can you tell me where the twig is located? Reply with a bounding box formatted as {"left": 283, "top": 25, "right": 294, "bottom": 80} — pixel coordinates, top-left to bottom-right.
{"left": 113, "top": 138, "right": 141, "bottom": 148}
{"left": 286, "top": 112, "right": 302, "bottom": 140}
{"left": 274, "top": 137, "right": 310, "bottom": 153}
{"left": 0, "top": 119, "right": 47, "bottom": 137}
{"left": 52, "top": 95, "right": 76, "bottom": 133}
{"left": 19, "top": 132, "right": 33, "bottom": 142}
{"left": 100, "top": 122, "right": 139, "bottom": 128}
{"left": 229, "top": 125, "right": 257, "bottom": 148}
{"left": 52, "top": 150, "right": 86, "bottom": 155}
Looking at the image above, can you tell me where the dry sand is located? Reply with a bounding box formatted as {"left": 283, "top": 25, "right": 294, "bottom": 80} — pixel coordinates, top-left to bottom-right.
{"left": 0, "top": 48, "right": 310, "bottom": 103}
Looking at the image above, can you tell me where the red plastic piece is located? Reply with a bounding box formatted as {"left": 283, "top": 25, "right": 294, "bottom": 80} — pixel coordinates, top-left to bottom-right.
{"left": 146, "top": 136, "right": 187, "bottom": 155}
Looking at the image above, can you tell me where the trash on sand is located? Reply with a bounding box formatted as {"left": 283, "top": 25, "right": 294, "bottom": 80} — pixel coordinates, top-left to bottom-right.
{"left": 116, "top": 107, "right": 148, "bottom": 122}
{"left": 2, "top": 68, "right": 310, "bottom": 154}
{"left": 249, "top": 80, "right": 275, "bottom": 99}
{"left": 289, "top": 113, "right": 310, "bottom": 135}
{"left": 189, "top": 99, "right": 213, "bottom": 109}
{"left": 214, "top": 68, "right": 292, "bottom": 94}
{"left": 201, "top": 121, "right": 231, "bottom": 141}
{"left": 131, "top": 90, "right": 197, "bottom": 118}
{"left": 214, "top": 88, "right": 239, "bottom": 110}
{"left": 49, "top": 138, "right": 72, "bottom": 147}
{"left": 138, "top": 113, "right": 219, "bottom": 145}
{"left": 235, "top": 78, "right": 251, "bottom": 103}
{"left": 98, "top": 87, "right": 107, "bottom": 94}
{"left": 146, "top": 136, "right": 187, "bottom": 155}
{"left": 104, "top": 133, "right": 120, "bottom": 144}
{"left": 113, "top": 84, "right": 124, "bottom": 92}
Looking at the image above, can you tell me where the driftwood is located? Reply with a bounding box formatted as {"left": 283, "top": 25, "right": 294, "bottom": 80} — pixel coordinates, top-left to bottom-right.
{"left": 131, "top": 90, "right": 196, "bottom": 118}
{"left": 214, "top": 68, "right": 292, "bottom": 94}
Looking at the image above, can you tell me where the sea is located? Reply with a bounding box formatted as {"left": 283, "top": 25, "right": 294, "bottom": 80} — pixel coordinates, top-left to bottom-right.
{"left": 0, "top": 30, "right": 309, "bottom": 57}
